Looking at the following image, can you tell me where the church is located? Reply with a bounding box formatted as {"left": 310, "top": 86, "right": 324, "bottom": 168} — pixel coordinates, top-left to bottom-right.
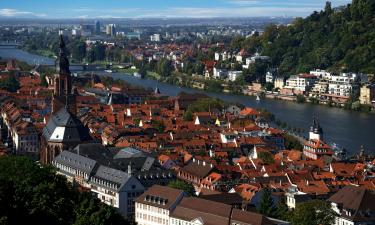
{"left": 40, "top": 35, "right": 94, "bottom": 164}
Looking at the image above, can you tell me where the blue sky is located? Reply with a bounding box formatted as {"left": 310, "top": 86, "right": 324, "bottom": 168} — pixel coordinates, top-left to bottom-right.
{"left": 0, "top": 0, "right": 352, "bottom": 18}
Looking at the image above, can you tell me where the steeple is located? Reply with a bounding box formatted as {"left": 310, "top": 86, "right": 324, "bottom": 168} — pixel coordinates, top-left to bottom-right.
{"left": 52, "top": 35, "right": 76, "bottom": 115}
{"left": 309, "top": 116, "right": 323, "bottom": 141}
{"left": 57, "top": 35, "right": 70, "bottom": 75}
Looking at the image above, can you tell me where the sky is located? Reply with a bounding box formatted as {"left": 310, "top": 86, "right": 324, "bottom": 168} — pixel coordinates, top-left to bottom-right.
{"left": 0, "top": 0, "right": 352, "bottom": 19}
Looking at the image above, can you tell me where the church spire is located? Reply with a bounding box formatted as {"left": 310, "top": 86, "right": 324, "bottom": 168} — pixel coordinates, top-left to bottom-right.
{"left": 58, "top": 35, "right": 70, "bottom": 75}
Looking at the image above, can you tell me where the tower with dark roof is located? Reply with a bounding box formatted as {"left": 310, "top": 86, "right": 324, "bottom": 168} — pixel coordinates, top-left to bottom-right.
{"left": 309, "top": 117, "right": 323, "bottom": 141}
{"left": 41, "top": 36, "right": 93, "bottom": 164}
{"left": 52, "top": 35, "right": 76, "bottom": 115}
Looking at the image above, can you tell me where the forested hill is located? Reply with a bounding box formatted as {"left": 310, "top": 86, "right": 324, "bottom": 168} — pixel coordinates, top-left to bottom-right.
{"left": 235, "top": 0, "right": 375, "bottom": 76}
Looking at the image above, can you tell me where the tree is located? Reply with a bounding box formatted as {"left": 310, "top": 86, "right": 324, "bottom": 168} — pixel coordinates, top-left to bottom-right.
{"left": 183, "top": 110, "right": 194, "bottom": 121}
{"left": 156, "top": 59, "right": 173, "bottom": 77}
{"left": 151, "top": 120, "right": 165, "bottom": 133}
{"left": 71, "top": 41, "right": 86, "bottom": 62}
{"left": 0, "top": 73, "right": 20, "bottom": 92}
{"left": 291, "top": 200, "right": 337, "bottom": 225}
{"left": 257, "top": 188, "right": 276, "bottom": 217}
{"left": 275, "top": 199, "right": 292, "bottom": 221}
{"left": 296, "top": 94, "right": 306, "bottom": 103}
{"left": 0, "top": 156, "right": 130, "bottom": 225}
{"left": 284, "top": 133, "right": 303, "bottom": 150}
{"left": 237, "top": 0, "right": 375, "bottom": 75}
{"left": 258, "top": 152, "right": 275, "bottom": 164}
{"left": 264, "top": 82, "right": 274, "bottom": 91}
{"left": 138, "top": 66, "right": 147, "bottom": 78}
{"left": 168, "top": 180, "right": 195, "bottom": 196}
{"left": 194, "top": 62, "right": 205, "bottom": 75}
{"left": 40, "top": 74, "right": 48, "bottom": 87}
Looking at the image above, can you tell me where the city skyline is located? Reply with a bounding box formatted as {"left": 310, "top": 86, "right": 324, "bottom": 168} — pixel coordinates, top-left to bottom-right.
{"left": 0, "top": 0, "right": 352, "bottom": 19}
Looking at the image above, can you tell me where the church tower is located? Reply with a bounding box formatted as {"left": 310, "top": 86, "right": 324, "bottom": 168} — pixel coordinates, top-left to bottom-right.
{"left": 309, "top": 117, "right": 323, "bottom": 141}
{"left": 52, "top": 35, "right": 76, "bottom": 115}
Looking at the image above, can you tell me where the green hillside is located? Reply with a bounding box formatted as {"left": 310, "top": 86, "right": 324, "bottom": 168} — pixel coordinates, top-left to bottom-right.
{"left": 238, "top": 0, "right": 375, "bottom": 76}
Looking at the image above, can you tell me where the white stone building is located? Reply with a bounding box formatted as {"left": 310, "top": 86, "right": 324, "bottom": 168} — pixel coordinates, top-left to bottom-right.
{"left": 53, "top": 150, "right": 145, "bottom": 219}
{"left": 213, "top": 68, "right": 228, "bottom": 79}
{"left": 135, "top": 185, "right": 185, "bottom": 225}
{"left": 328, "top": 185, "right": 375, "bottom": 225}
{"left": 285, "top": 74, "right": 317, "bottom": 92}
{"left": 328, "top": 73, "right": 358, "bottom": 97}
{"left": 228, "top": 71, "right": 242, "bottom": 81}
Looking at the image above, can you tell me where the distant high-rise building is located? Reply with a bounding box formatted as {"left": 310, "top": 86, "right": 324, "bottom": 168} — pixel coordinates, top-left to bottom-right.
{"left": 150, "top": 33, "right": 161, "bottom": 42}
{"left": 95, "top": 20, "right": 100, "bottom": 34}
{"left": 58, "top": 29, "right": 69, "bottom": 36}
{"left": 106, "top": 24, "right": 116, "bottom": 36}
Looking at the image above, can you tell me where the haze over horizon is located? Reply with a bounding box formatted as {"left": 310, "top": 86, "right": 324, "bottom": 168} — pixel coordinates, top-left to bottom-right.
{"left": 0, "top": 0, "right": 351, "bottom": 19}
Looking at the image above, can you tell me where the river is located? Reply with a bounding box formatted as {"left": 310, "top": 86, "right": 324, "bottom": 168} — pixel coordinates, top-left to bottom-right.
{"left": 1, "top": 46, "right": 374, "bottom": 155}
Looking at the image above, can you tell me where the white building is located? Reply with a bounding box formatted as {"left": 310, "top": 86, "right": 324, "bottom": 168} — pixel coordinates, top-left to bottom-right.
{"left": 0, "top": 102, "right": 39, "bottom": 154}
{"left": 53, "top": 151, "right": 145, "bottom": 219}
{"left": 274, "top": 77, "right": 285, "bottom": 90}
{"left": 228, "top": 71, "right": 242, "bottom": 81}
{"left": 265, "top": 71, "right": 275, "bottom": 83}
{"left": 150, "top": 34, "right": 161, "bottom": 42}
{"left": 214, "top": 52, "right": 220, "bottom": 61}
{"left": 311, "top": 80, "right": 329, "bottom": 96}
{"left": 285, "top": 74, "right": 317, "bottom": 92}
{"left": 328, "top": 185, "right": 375, "bottom": 225}
{"left": 246, "top": 53, "right": 270, "bottom": 65}
{"left": 58, "top": 29, "right": 69, "bottom": 36}
{"left": 235, "top": 54, "right": 243, "bottom": 63}
{"left": 135, "top": 185, "right": 185, "bottom": 225}
{"left": 71, "top": 29, "right": 81, "bottom": 36}
{"left": 106, "top": 24, "right": 116, "bottom": 36}
{"left": 328, "top": 73, "right": 358, "bottom": 97}
{"left": 213, "top": 68, "right": 228, "bottom": 79}
{"left": 310, "top": 69, "right": 331, "bottom": 79}
{"left": 170, "top": 197, "right": 232, "bottom": 225}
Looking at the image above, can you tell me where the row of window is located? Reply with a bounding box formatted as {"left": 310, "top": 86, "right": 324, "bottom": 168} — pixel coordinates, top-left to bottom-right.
{"left": 136, "top": 212, "right": 168, "bottom": 225}
{"left": 136, "top": 203, "right": 168, "bottom": 215}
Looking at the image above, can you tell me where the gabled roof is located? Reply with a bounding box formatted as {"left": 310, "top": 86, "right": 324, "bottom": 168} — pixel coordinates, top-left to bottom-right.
{"left": 43, "top": 107, "right": 92, "bottom": 143}
{"left": 328, "top": 185, "right": 375, "bottom": 222}
{"left": 92, "top": 165, "right": 131, "bottom": 190}
{"left": 135, "top": 185, "right": 184, "bottom": 210}
{"left": 180, "top": 159, "right": 214, "bottom": 178}
{"left": 231, "top": 208, "right": 274, "bottom": 225}
{"left": 54, "top": 150, "right": 97, "bottom": 175}
{"left": 170, "top": 197, "right": 232, "bottom": 225}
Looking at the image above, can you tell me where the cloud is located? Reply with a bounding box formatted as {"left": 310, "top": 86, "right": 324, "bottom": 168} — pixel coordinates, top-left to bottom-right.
{"left": 229, "top": 0, "right": 260, "bottom": 6}
{"left": 0, "top": 8, "right": 46, "bottom": 17}
{"left": 126, "top": 7, "right": 321, "bottom": 18}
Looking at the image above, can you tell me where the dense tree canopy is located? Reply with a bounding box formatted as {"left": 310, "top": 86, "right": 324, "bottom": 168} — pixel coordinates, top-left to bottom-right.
{"left": 291, "top": 200, "right": 337, "bottom": 225}
{"left": 235, "top": 0, "right": 375, "bottom": 76}
{"left": 0, "top": 73, "right": 20, "bottom": 92}
{"left": 0, "top": 156, "right": 131, "bottom": 225}
{"left": 168, "top": 180, "right": 195, "bottom": 196}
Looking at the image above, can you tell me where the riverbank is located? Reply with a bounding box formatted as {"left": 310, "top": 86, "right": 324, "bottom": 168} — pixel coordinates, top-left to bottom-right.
{"left": 1, "top": 47, "right": 374, "bottom": 153}
{"left": 14, "top": 47, "right": 372, "bottom": 113}
{"left": 115, "top": 70, "right": 374, "bottom": 114}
